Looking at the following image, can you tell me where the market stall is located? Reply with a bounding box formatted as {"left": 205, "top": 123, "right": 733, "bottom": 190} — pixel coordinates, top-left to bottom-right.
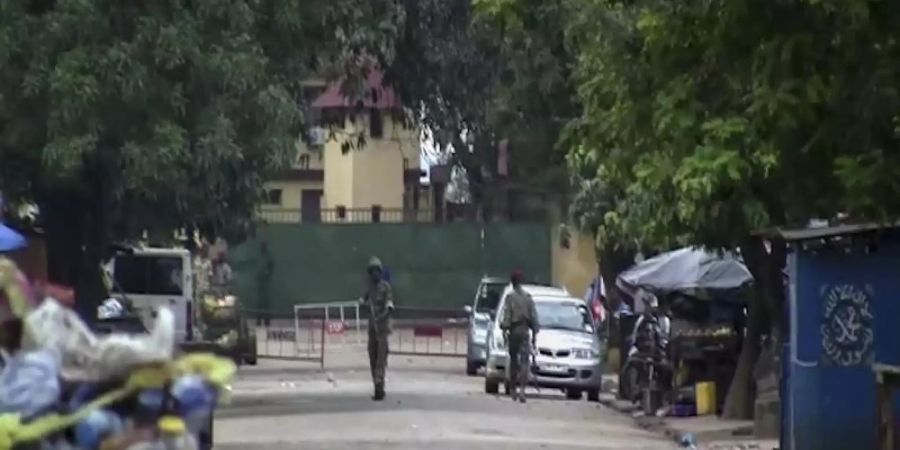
{"left": 616, "top": 247, "right": 753, "bottom": 414}
{"left": 668, "top": 293, "right": 747, "bottom": 414}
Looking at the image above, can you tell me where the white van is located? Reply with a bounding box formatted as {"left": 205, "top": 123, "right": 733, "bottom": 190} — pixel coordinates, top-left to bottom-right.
{"left": 106, "top": 247, "right": 194, "bottom": 343}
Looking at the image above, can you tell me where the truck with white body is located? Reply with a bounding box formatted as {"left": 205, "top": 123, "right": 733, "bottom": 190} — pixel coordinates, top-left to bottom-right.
{"left": 104, "top": 245, "right": 256, "bottom": 365}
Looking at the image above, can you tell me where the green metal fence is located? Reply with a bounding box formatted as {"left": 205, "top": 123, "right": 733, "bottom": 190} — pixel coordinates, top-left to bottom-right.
{"left": 230, "top": 223, "right": 551, "bottom": 313}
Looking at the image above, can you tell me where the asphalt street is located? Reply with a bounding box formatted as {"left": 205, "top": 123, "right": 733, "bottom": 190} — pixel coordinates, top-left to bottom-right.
{"left": 213, "top": 354, "right": 674, "bottom": 449}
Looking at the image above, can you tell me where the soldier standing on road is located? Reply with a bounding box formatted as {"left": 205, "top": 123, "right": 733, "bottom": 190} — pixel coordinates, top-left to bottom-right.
{"left": 500, "top": 271, "right": 539, "bottom": 403}
{"left": 360, "top": 257, "right": 394, "bottom": 401}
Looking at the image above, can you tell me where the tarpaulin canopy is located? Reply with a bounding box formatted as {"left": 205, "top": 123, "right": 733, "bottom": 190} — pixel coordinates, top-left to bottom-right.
{"left": 617, "top": 247, "right": 753, "bottom": 302}
{"left": 0, "top": 224, "right": 25, "bottom": 252}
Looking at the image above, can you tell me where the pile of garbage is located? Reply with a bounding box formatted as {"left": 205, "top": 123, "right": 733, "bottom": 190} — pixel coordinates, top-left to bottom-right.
{"left": 0, "top": 257, "right": 236, "bottom": 450}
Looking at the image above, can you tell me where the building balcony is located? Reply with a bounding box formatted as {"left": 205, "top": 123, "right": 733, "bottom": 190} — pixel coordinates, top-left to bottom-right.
{"left": 257, "top": 202, "right": 549, "bottom": 225}
{"left": 258, "top": 207, "right": 435, "bottom": 224}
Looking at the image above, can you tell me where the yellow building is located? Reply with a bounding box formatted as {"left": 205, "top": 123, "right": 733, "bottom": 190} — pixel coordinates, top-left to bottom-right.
{"left": 260, "top": 73, "right": 426, "bottom": 223}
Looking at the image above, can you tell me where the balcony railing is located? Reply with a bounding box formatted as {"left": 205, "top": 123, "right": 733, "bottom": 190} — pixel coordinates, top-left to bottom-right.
{"left": 258, "top": 208, "right": 435, "bottom": 224}
{"left": 257, "top": 204, "right": 549, "bottom": 225}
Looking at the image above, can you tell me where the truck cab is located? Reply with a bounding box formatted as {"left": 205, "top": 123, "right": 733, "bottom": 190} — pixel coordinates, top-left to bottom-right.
{"left": 106, "top": 246, "right": 194, "bottom": 343}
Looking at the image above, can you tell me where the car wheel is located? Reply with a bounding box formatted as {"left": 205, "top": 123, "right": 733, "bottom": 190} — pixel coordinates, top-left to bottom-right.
{"left": 587, "top": 388, "right": 600, "bottom": 402}
{"left": 485, "top": 377, "right": 500, "bottom": 394}
{"left": 566, "top": 389, "right": 582, "bottom": 400}
{"left": 466, "top": 360, "right": 478, "bottom": 376}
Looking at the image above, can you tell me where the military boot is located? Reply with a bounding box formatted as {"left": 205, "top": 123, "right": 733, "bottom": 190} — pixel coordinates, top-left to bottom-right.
{"left": 373, "top": 383, "right": 385, "bottom": 401}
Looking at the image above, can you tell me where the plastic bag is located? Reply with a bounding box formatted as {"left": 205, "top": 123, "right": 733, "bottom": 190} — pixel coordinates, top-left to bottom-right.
{"left": 74, "top": 409, "right": 124, "bottom": 449}
{"left": 0, "top": 348, "right": 61, "bottom": 418}
{"left": 170, "top": 376, "right": 216, "bottom": 435}
{"left": 26, "top": 299, "right": 175, "bottom": 381}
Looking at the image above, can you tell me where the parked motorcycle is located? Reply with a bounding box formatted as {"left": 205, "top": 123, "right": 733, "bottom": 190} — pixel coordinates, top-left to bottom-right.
{"left": 620, "top": 309, "right": 673, "bottom": 414}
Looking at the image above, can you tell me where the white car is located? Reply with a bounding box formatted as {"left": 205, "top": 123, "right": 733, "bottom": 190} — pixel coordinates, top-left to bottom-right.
{"left": 484, "top": 285, "right": 603, "bottom": 401}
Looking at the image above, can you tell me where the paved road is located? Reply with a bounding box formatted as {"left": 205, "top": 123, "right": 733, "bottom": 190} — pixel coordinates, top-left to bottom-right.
{"left": 214, "top": 354, "right": 674, "bottom": 449}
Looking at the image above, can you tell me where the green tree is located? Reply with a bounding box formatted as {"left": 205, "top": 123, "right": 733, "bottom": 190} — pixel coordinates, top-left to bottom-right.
{"left": 0, "top": 0, "right": 361, "bottom": 318}
{"left": 353, "top": 0, "right": 579, "bottom": 212}
{"left": 563, "top": 0, "right": 900, "bottom": 419}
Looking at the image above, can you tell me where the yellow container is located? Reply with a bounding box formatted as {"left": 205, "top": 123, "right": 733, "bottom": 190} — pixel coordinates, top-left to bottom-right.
{"left": 695, "top": 381, "right": 717, "bottom": 415}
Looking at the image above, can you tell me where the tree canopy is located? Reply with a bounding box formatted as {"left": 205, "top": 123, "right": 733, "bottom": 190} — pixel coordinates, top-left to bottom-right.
{"left": 374, "top": 0, "right": 577, "bottom": 205}
{"left": 0, "top": 1, "right": 336, "bottom": 238}
{"left": 0, "top": 0, "right": 397, "bottom": 312}
{"left": 564, "top": 0, "right": 900, "bottom": 250}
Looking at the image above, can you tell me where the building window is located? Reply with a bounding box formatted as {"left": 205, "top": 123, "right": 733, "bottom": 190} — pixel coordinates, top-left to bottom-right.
{"left": 264, "top": 189, "right": 283, "bottom": 205}
{"left": 336, "top": 206, "right": 347, "bottom": 220}
{"left": 369, "top": 109, "right": 384, "bottom": 138}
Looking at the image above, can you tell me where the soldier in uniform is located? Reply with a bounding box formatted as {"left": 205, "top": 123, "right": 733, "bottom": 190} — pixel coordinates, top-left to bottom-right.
{"left": 500, "top": 271, "right": 539, "bottom": 403}
{"left": 360, "top": 257, "right": 394, "bottom": 401}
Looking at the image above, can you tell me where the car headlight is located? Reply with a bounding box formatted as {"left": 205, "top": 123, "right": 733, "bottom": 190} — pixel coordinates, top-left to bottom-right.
{"left": 572, "top": 348, "right": 600, "bottom": 359}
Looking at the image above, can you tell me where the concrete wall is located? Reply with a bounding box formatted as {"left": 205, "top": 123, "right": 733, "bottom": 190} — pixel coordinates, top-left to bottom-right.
{"left": 551, "top": 225, "right": 597, "bottom": 298}
{"left": 322, "top": 125, "right": 356, "bottom": 209}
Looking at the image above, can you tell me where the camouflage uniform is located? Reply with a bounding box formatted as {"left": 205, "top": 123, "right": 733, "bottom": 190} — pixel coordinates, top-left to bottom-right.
{"left": 500, "top": 286, "right": 539, "bottom": 401}
{"left": 361, "top": 257, "right": 394, "bottom": 400}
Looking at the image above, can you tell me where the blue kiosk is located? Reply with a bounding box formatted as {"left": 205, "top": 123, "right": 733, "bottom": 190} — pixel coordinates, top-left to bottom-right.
{"left": 778, "top": 224, "right": 900, "bottom": 450}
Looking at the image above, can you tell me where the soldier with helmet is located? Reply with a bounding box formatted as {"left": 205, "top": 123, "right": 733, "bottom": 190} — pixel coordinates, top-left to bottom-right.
{"left": 360, "top": 256, "right": 395, "bottom": 401}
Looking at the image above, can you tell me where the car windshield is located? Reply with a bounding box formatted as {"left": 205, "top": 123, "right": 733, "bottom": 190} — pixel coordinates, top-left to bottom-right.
{"left": 475, "top": 282, "right": 506, "bottom": 313}
{"left": 536, "top": 302, "right": 593, "bottom": 334}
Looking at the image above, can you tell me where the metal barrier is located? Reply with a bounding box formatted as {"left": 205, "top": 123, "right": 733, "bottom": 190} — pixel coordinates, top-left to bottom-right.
{"left": 246, "top": 304, "right": 470, "bottom": 368}
{"left": 389, "top": 307, "right": 469, "bottom": 357}
{"left": 246, "top": 305, "right": 339, "bottom": 369}
{"left": 294, "top": 301, "right": 364, "bottom": 350}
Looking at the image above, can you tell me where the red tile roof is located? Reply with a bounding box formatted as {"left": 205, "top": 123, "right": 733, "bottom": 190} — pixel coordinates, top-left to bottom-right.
{"left": 311, "top": 70, "right": 400, "bottom": 110}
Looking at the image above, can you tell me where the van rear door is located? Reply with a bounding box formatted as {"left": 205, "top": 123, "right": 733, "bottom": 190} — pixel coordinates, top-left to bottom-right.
{"left": 111, "top": 252, "right": 191, "bottom": 342}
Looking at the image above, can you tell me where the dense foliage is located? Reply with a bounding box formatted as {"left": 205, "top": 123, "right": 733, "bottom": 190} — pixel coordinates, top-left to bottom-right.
{"left": 477, "top": 0, "right": 900, "bottom": 419}
{"left": 0, "top": 1, "right": 338, "bottom": 235}
{"left": 0, "top": 0, "right": 384, "bottom": 312}
{"left": 380, "top": 0, "right": 576, "bottom": 204}
{"left": 564, "top": 0, "right": 900, "bottom": 249}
